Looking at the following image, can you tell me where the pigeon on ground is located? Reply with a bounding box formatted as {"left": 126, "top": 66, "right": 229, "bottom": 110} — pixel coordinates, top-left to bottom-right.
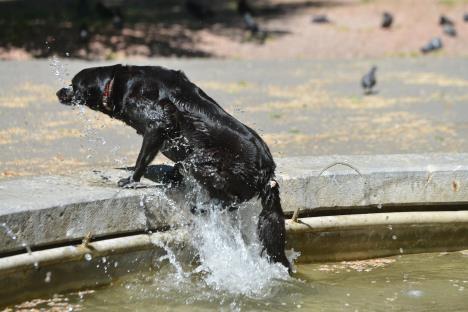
{"left": 243, "top": 13, "right": 259, "bottom": 33}
{"left": 112, "top": 8, "right": 124, "bottom": 30}
{"left": 381, "top": 12, "right": 393, "bottom": 28}
{"left": 311, "top": 15, "right": 330, "bottom": 23}
{"left": 420, "top": 37, "right": 443, "bottom": 53}
{"left": 79, "top": 23, "right": 90, "bottom": 43}
{"left": 243, "top": 13, "right": 267, "bottom": 42}
{"left": 464, "top": 13, "right": 468, "bottom": 22}
{"left": 439, "top": 15, "right": 454, "bottom": 26}
{"left": 443, "top": 23, "right": 456, "bottom": 37}
{"left": 361, "top": 66, "right": 377, "bottom": 95}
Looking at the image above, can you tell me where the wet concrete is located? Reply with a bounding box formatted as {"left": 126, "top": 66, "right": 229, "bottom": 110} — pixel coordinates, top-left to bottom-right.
{"left": 0, "top": 58, "right": 468, "bottom": 177}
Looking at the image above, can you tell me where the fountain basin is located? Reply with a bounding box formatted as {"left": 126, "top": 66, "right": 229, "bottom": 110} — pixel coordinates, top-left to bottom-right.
{"left": 1, "top": 154, "right": 468, "bottom": 307}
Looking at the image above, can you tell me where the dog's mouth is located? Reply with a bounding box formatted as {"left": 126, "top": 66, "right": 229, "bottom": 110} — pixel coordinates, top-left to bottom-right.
{"left": 56, "top": 86, "right": 74, "bottom": 105}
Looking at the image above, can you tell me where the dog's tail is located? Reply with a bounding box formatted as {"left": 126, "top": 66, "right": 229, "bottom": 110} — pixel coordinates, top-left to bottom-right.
{"left": 258, "top": 179, "right": 292, "bottom": 274}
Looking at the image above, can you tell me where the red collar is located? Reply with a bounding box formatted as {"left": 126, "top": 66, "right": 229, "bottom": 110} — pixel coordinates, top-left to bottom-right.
{"left": 102, "top": 77, "right": 114, "bottom": 111}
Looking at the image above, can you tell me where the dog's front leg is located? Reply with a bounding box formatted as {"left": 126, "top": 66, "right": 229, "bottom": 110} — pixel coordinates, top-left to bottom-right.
{"left": 118, "top": 129, "right": 165, "bottom": 187}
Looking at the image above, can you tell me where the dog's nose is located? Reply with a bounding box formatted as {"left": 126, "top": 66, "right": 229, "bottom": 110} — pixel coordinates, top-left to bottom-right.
{"left": 56, "top": 87, "right": 74, "bottom": 104}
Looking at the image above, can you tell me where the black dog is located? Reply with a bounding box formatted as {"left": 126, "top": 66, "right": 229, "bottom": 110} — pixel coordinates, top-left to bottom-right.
{"left": 56, "top": 64, "right": 291, "bottom": 273}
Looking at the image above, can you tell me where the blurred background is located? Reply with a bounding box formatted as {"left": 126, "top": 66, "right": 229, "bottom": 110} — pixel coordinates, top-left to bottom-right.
{"left": 1, "top": 0, "right": 468, "bottom": 59}
{"left": 1, "top": 0, "right": 468, "bottom": 178}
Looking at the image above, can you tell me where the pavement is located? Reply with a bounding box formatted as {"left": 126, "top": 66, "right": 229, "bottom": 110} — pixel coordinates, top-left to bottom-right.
{"left": 1, "top": 57, "right": 468, "bottom": 178}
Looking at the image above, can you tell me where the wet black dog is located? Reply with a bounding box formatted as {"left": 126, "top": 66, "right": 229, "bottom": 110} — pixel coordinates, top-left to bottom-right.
{"left": 56, "top": 64, "right": 291, "bottom": 273}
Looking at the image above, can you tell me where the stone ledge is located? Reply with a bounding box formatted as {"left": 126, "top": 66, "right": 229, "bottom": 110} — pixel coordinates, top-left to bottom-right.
{"left": 1, "top": 153, "right": 467, "bottom": 255}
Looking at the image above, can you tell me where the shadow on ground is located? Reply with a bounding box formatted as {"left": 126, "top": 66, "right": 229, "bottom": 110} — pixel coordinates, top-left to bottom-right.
{"left": 0, "top": 0, "right": 349, "bottom": 59}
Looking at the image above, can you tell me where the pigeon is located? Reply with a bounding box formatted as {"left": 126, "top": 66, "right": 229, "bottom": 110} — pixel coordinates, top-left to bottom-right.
{"left": 243, "top": 12, "right": 259, "bottom": 33}
{"left": 439, "top": 15, "right": 454, "bottom": 26}
{"left": 78, "top": 23, "right": 90, "bottom": 43}
{"left": 464, "top": 13, "right": 468, "bottom": 22}
{"left": 420, "top": 37, "right": 443, "bottom": 53}
{"left": 443, "top": 24, "right": 456, "bottom": 37}
{"left": 361, "top": 66, "right": 377, "bottom": 95}
{"left": 381, "top": 12, "right": 393, "bottom": 28}
{"left": 243, "top": 13, "right": 267, "bottom": 42}
{"left": 112, "top": 8, "right": 124, "bottom": 30}
{"left": 311, "top": 15, "right": 330, "bottom": 23}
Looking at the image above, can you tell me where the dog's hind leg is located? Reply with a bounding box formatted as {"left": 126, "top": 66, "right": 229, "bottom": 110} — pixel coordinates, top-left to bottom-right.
{"left": 118, "top": 129, "right": 165, "bottom": 187}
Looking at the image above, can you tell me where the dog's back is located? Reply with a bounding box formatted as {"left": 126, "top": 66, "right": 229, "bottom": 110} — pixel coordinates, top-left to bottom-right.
{"left": 123, "top": 66, "right": 277, "bottom": 200}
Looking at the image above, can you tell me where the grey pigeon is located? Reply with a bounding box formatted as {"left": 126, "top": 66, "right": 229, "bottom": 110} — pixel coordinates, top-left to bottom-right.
{"left": 421, "top": 37, "right": 443, "bottom": 53}
{"left": 244, "top": 12, "right": 259, "bottom": 33}
{"left": 361, "top": 66, "right": 377, "bottom": 95}
{"left": 439, "top": 15, "right": 454, "bottom": 26}
{"left": 79, "top": 23, "right": 90, "bottom": 43}
{"left": 381, "top": 12, "right": 393, "bottom": 28}
{"left": 311, "top": 15, "right": 330, "bottom": 24}
{"left": 243, "top": 13, "right": 267, "bottom": 42}
{"left": 443, "top": 24, "right": 456, "bottom": 37}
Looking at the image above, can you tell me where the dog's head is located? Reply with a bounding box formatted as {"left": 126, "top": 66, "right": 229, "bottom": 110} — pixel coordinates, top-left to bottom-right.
{"left": 56, "top": 64, "right": 122, "bottom": 113}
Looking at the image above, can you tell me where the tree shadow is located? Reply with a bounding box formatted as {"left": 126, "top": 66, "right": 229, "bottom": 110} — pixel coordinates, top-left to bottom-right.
{"left": 0, "top": 0, "right": 350, "bottom": 59}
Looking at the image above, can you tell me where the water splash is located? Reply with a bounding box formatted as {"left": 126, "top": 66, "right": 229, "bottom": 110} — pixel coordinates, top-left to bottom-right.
{"left": 46, "top": 42, "right": 70, "bottom": 87}
{"left": 148, "top": 177, "right": 294, "bottom": 300}
{"left": 190, "top": 207, "right": 291, "bottom": 298}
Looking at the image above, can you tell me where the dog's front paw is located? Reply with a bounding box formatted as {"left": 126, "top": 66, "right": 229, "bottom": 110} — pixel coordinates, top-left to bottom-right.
{"left": 117, "top": 176, "right": 134, "bottom": 188}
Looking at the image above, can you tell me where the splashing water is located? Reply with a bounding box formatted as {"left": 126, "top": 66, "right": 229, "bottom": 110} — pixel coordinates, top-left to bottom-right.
{"left": 46, "top": 44, "right": 70, "bottom": 87}
{"left": 190, "top": 207, "right": 291, "bottom": 298}
{"left": 148, "top": 177, "right": 295, "bottom": 300}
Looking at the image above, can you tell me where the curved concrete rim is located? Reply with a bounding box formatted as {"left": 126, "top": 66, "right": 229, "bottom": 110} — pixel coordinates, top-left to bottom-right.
{"left": 1, "top": 211, "right": 468, "bottom": 275}
{"left": 286, "top": 210, "right": 468, "bottom": 232}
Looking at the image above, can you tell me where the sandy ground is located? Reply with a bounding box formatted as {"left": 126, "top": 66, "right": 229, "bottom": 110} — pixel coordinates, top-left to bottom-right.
{"left": 1, "top": 58, "right": 467, "bottom": 178}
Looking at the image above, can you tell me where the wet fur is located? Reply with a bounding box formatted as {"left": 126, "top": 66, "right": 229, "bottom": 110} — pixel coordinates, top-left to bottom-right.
{"left": 57, "top": 64, "right": 291, "bottom": 272}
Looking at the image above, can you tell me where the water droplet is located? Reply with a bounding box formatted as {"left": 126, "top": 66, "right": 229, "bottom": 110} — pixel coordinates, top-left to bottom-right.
{"left": 407, "top": 289, "right": 424, "bottom": 298}
{"left": 102, "top": 257, "right": 107, "bottom": 263}
{"left": 399, "top": 248, "right": 404, "bottom": 253}
{"left": 377, "top": 203, "right": 382, "bottom": 209}
{"left": 45, "top": 271, "right": 52, "bottom": 283}
{"left": 84, "top": 253, "right": 93, "bottom": 261}
{"left": 392, "top": 235, "right": 397, "bottom": 240}
{"left": 65, "top": 52, "right": 70, "bottom": 56}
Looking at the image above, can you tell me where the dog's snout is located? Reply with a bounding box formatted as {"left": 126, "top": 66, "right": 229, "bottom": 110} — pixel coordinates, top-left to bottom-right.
{"left": 56, "top": 87, "right": 74, "bottom": 104}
